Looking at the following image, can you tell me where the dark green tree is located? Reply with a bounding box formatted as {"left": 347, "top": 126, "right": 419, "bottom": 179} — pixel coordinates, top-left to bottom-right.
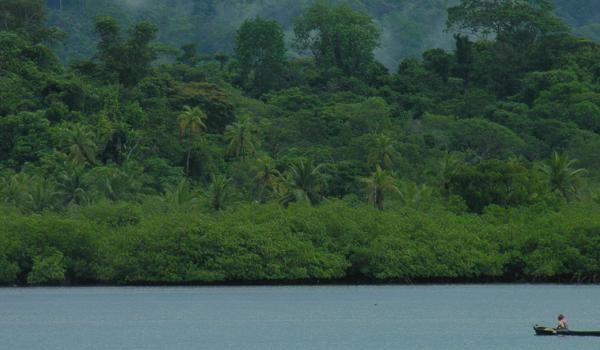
{"left": 449, "top": 119, "right": 526, "bottom": 160}
{"left": 94, "top": 16, "right": 121, "bottom": 81}
{"left": 423, "top": 48, "right": 453, "bottom": 83}
{"left": 235, "top": 17, "right": 286, "bottom": 96}
{"left": 93, "top": 17, "right": 157, "bottom": 86}
{"left": 124, "top": 21, "right": 158, "bottom": 86}
{"left": 447, "top": 159, "right": 543, "bottom": 212}
{"left": 294, "top": 1, "right": 380, "bottom": 77}
{"left": 0, "top": 111, "right": 51, "bottom": 169}
{"left": 453, "top": 34, "right": 474, "bottom": 82}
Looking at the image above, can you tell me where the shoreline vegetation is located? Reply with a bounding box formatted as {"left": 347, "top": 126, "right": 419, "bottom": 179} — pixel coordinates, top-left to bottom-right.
{"left": 3, "top": 200, "right": 600, "bottom": 286}
{"left": 5, "top": 279, "right": 600, "bottom": 288}
{"left": 2, "top": 0, "right": 600, "bottom": 286}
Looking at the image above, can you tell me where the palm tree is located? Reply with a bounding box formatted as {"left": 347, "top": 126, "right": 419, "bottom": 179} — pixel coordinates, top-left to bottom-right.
{"left": 87, "top": 164, "right": 143, "bottom": 202}
{"left": 178, "top": 105, "right": 207, "bottom": 176}
{"left": 367, "top": 134, "right": 398, "bottom": 170}
{"left": 439, "top": 152, "right": 461, "bottom": 196}
{"left": 397, "top": 181, "right": 433, "bottom": 210}
{"left": 253, "top": 155, "right": 280, "bottom": 202}
{"left": 208, "top": 174, "right": 231, "bottom": 211}
{"left": 0, "top": 174, "right": 58, "bottom": 212}
{"left": 539, "top": 152, "right": 586, "bottom": 200}
{"left": 0, "top": 173, "right": 30, "bottom": 207}
{"left": 60, "top": 124, "right": 97, "bottom": 166}
{"left": 162, "top": 179, "right": 199, "bottom": 211}
{"left": 277, "top": 160, "right": 326, "bottom": 207}
{"left": 593, "top": 190, "right": 600, "bottom": 206}
{"left": 24, "top": 177, "right": 60, "bottom": 213}
{"left": 225, "top": 117, "right": 258, "bottom": 160}
{"left": 57, "top": 167, "right": 89, "bottom": 207}
{"left": 361, "top": 166, "right": 400, "bottom": 211}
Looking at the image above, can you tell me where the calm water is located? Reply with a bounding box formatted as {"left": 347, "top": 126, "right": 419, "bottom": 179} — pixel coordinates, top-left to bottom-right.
{"left": 1, "top": 285, "right": 599, "bottom": 350}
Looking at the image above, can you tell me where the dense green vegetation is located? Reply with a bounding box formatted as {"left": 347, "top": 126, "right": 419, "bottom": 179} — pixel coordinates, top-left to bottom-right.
{"left": 2, "top": 0, "right": 600, "bottom": 286}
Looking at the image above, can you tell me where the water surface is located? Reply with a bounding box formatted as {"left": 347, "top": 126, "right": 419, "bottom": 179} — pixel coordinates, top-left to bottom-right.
{"left": 1, "top": 285, "right": 599, "bottom": 349}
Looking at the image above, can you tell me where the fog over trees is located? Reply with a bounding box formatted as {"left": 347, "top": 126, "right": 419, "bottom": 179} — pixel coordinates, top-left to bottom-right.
{"left": 43, "top": 0, "right": 600, "bottom": 69}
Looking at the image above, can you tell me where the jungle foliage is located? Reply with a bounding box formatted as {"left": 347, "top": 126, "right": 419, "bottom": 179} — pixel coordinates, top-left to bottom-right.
{"left": 2, "top": 0, "right": 600, "bottom": 285}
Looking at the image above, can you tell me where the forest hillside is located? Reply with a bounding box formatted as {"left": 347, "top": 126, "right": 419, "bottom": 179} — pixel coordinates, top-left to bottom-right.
{"left": 1, "top": 0, "right": 600, "bottom": 286}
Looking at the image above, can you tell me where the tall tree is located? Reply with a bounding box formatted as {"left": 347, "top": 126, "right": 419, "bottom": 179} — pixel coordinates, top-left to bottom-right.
{"left": 235, "top": 17, "right": 286, "bottom": 96}
{"left": 367, "top": 134, "right": 398, "bottom": 170}
{"left": 253, "top": 155, "right": 280, "bottom": 203}
{"left": 224, "top": 117, "right": 259, "bottom": 161}
{"left": 124, "top": 21, "right": 158, "bottom": 86}
{"left": 93, "top": 17, "right": 157, "bottom": 86}
{"left": 294, "top": 1, "right": 380, "bottom": 77}
{"left": 453, "top": 34, "right": 474, "bottom": 83}
{"left": 177, "top": 106, "right": 207, "bottom": 176}
{"left": 94, "top": 16, "right": 121, "bottom": 82}
{"left": 361, "top": 166, "right": 400, "bottom": 211}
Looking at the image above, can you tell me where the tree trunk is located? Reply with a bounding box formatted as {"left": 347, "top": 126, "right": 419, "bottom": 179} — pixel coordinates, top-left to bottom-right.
{"left": 376, "top": 191, "right": 384, "bottom": 211}
{"left": 256, "top": 182, "right": 265, "bottom": 203}
{"left": 186, "top": 149, "right": 191, "bottom": 176}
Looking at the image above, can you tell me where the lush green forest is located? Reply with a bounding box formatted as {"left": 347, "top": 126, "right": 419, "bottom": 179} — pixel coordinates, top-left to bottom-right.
{"left": 1, "top": 0, "right": 600, "bottom": 286}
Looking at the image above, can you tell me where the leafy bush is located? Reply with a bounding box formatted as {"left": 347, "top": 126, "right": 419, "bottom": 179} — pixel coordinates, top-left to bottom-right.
{"left": 27, "top": 250, "right": 67, "bottom": 285}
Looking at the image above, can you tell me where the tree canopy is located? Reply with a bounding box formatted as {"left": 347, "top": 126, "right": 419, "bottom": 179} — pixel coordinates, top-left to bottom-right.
{"left": 294, "top": 1, "right": 380, "bottom": 77}
{"left": 235, "top": 17, "right": 286, "bottom": 96}
{"left": 447, "top": 0, "right": 568, "bottom": 43}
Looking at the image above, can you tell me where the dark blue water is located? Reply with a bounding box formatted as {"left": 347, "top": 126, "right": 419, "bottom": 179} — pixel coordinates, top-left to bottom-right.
{"left": 1, "top": 285, "right": 599, "bottom": 350}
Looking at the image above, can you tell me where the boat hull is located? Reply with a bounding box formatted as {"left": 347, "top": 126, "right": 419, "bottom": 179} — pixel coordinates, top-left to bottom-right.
{"left": 534, "top": 325, "right": 600, "bottom": 337}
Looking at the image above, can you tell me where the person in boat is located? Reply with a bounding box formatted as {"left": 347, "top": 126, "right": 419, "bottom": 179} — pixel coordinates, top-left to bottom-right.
{"left": 556, "top": 314, "right": 568, "bottom": 330}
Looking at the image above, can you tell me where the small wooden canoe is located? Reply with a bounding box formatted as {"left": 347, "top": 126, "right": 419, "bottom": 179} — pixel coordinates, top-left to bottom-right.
{"left": 534, "top": 325, "right": 600, "bottom": 336}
